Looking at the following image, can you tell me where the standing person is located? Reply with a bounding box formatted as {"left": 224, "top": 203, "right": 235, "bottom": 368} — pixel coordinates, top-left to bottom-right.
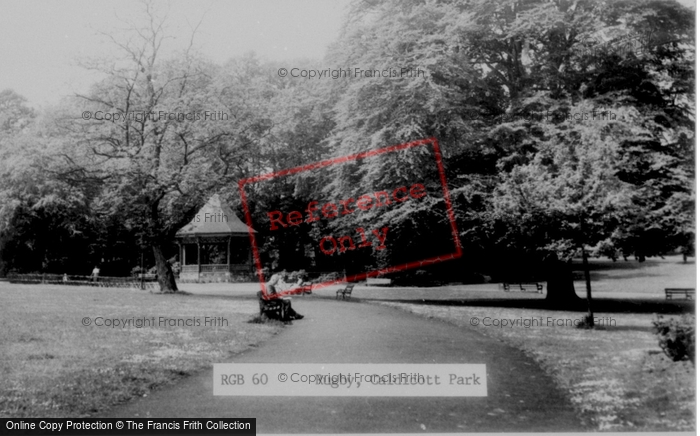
{"left": 91, "top": 266, "right": 100, "bottom": 283}
{"left": 265, "top": 270, "right": 304, "bottom": 320}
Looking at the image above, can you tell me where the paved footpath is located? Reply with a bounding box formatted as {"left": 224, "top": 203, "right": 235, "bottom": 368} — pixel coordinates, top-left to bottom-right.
{"left": 107, "top": 297, "right": 584, "bottom": 433}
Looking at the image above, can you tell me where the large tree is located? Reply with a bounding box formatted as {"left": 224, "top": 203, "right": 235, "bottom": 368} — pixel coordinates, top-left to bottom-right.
{"left": 56, "top": 4, "right": 269, "bottom": 291}
{"left": 491, "top": 101, "right": 639, "bottom": 320}
{"left": 233, "top": 58, "right": 338, "bottom": 275}
{"left": 0, "top": 91, "right": 103, "bottom": 276}
{"left": 319, "top": 0, "right": 693, "bottom": 298}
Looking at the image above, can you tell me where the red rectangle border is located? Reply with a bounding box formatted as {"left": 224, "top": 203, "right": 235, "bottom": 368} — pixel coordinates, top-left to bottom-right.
{"left": 238, "top": 137, "right": 462, "bottom": 298}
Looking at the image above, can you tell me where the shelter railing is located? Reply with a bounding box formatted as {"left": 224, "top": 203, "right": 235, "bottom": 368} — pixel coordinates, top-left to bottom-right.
{"left": 181, "top": 264, "right": 251, "bottom": 273}
{"left": 6, "top": 273, "right": 158, "bottom": 289}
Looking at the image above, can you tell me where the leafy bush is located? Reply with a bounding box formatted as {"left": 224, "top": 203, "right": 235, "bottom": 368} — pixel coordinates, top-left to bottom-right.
{"left": 143, "top": 257, "right": 180, "bottom": 277}
{"left": 170, "top": 261, "right": 181, "bottom": 277}
{"left": 652, "top": 315, "right": 695, "bottom": 364}
{"left": 392, "top": 269, "right": 445, "bottom": 286}
{"left": 314, "top": 272, "right": 343, "bottom": 283}
{"left": 286, "top": 269, "right": 307, "bottom": 282}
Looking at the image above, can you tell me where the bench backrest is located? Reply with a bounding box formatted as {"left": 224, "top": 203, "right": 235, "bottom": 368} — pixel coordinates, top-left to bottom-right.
{"left": 257, "top": 291, "right": 274, "bottom": 301}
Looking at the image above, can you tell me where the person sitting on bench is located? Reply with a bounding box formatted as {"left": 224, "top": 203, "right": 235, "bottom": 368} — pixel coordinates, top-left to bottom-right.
{"left": 266, "top": 270, "right": 304, "bottom": 320}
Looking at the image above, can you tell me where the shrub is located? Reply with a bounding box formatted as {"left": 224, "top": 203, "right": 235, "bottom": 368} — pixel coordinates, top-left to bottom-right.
{"left": 314, "top": 272, "right": 343, "bottom": 283}
{"left": 391, "top": 269, "right": 445, "bottom": 286}
{"left": 286, "top": 269, "right": 307, "bottom": 282}
{"left": 170, "top": 261, "right": 181, "bottom": 277}
{"left": 652, "top": 314, "right": 695, "bottom": 364}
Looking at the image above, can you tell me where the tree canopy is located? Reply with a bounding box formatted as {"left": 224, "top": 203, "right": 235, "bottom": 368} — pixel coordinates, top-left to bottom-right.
{"left": 0, "top": 0, "right": 693, "bottom": 300}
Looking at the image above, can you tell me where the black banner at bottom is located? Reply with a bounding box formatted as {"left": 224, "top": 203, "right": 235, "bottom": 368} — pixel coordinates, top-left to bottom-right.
{"left": 1, "top": 419, "right": 255, "bottom": 435}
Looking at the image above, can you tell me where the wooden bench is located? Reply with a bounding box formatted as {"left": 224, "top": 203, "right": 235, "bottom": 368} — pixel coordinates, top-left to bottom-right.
{"left": 366, "top": 277, "right": 391, "bottom": 286}
{"left": 503, "top": 282, "right": 543, "bottom": 293}
{"left": 665, "top": 288, "right": 695, "bottom": 300}
{"left": 257, "top": 291, "right": 285, "bottom": 320}
{"left": 336, "top": 284, "right": 355, "bottom": 300}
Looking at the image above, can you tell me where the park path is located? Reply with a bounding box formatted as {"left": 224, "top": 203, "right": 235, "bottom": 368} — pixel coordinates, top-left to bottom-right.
{"left": 106, "top": 296, "right": 584, "bottom": 433}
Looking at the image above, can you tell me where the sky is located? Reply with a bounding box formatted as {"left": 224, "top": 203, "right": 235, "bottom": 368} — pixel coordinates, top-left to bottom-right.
{"left": 0, "top": 0, "right": 694, "bottom": 108}
{"left": 0, "top": 0, "right": 352, "bottom": 107}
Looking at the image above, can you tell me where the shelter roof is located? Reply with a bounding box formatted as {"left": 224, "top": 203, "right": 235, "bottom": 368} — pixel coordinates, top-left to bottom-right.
{"left": 175, "top": 194, "right": 255, "bottom": 238}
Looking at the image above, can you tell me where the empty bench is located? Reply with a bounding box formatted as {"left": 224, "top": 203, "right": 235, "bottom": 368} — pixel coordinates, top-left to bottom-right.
{"left": 665, "top": 288, "right": 695, "bottom": 300}
{"left": 336, "top": 284, "right": 355, "bottom": 300}
{"left": 503, "top": 282, "right": 543, "bottom": 293}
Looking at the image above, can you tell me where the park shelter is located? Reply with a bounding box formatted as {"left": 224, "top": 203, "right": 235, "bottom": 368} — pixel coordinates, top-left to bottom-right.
{"left": 175, "top": 194, "right": 255, "bottom": 281}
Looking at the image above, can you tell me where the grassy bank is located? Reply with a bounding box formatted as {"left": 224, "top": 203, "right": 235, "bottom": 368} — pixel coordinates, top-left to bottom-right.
{"left": 376, "top": 301, "right": 694, "bottom": 431}
{"left": 0, "top": 284, "right": 280, "bottom": 417}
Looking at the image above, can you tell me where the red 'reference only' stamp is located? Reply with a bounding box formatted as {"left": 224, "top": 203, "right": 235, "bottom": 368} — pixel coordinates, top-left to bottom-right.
{"left": 238, "top": 137, "right": 462, "bottom": 298}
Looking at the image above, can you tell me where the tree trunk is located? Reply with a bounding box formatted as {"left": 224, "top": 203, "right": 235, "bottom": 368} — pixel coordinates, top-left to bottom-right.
{"left": 153, "top": 244, "right": 178, "bottom": 292}
{"left": 581, "top": 244, "right": 595, "bottom": 328}
{"left": 545, "top": 256, "right": 582, "bottom": 309}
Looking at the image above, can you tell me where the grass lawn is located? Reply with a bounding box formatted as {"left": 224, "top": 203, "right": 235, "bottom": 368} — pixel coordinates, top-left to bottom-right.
{"left": 0, "top": 284, "right": 279, "bottom": 418}
{"left": 0, "top": 257, "right": 694, "bottom": 429}
{"left": 370, "top": 256, "right": 695, "bottom": 431}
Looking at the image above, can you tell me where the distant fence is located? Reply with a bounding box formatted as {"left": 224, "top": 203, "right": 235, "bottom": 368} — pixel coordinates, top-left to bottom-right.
{"left": 6, "top": 273, "right": 159, "bottom": 290}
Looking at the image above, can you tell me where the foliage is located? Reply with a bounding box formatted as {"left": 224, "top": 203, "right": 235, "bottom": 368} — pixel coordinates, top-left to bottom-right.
{"left": 316, "top": 0, "right": 694, "bottom": 282}
{"left": 652, "top": 314, "right": 695, "bottom": 364}
{"left": 48, "top": 5, "right": 277, "bottom": 290}
{"left": 0, "top": 97, "right": 111, "bottom": 276}
{"left": 0, "top": 0, "right": 694, "bottom": 287}
{"left": 285, "top": 269, "right": 307, "bottom": 282}
{"left": 0, "top": 89, "right": 35, "bottom": 134}
{"left": 490, "top": 102, "right": 635, "bottom": 258}
{"left": 391, "top": 269, "right": 445, "bottom": 287}
{"left": 313, "top": 271, "right": 344, "bottom": 284}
